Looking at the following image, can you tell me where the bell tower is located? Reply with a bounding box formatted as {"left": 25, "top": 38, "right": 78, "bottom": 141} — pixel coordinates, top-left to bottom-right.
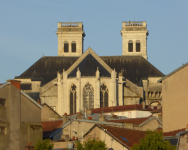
{"left": 121, "top": 21, "right": 148, "bottom": 60}
{"left": 56, "top": 22, "right": 85, "bottom": 56}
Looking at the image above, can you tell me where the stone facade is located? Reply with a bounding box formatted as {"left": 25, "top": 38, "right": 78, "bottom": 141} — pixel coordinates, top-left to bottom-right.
{"left": 15, "top": 21, "right": 163, "bottom": 116}
{"left": 121, "top": 21, "right": 148, "bottom": 60}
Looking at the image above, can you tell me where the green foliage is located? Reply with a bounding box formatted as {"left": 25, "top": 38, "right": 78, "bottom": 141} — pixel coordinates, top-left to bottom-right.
{"left": 131, "top": 130, "right": 176, "bottom": 150}
{"left": 34, "top": 139, "right": 54, "bottom": 150}
{"left": 76, "top": 138, "right": 108, "bottom": 150}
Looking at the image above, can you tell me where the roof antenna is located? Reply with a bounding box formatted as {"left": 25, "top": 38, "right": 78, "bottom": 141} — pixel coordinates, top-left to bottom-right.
{"left": 70, "top": 12, "right": 71, "bottom": 22}
{"left": 134, "top": 11, "right": 135, "bottom": 22}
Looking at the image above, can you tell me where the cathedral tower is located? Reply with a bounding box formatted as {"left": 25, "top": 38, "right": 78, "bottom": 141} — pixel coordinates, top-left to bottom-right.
{"left": 56, "top": 22, "right": 85, "bottom": 56}
{"left": 121, "top": 21, "right": 148, "bottom": 60}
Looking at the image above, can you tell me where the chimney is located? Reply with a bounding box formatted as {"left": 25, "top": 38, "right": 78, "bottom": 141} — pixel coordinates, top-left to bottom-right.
{"left": 63, "top": 113, "right": 69, "bottom": 124}
{"left": 186, "top": 124, "right": 188, "bottom": 131}
{"left": 77, "top": 112, "right": 83, "bottom": 119}
{"left": 142, "top": 101, "right": 146, "bottom": 109}
{"left": 99, "top": 115, "right": 106, "bottom": 122}
{"left": 7, "top": 80, "right": 21, "bottom": 90}
{"left": 37, "top": 100, "right": 41, "bottom": 105}
{"left": 157, "top": 103, "right": 161, "bottom": 109}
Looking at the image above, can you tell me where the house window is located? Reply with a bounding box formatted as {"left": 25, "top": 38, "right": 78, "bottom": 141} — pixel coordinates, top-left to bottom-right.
{"left": 70, "top": 84, "right": 76, "bottom": 114}
{"left": 128, "top": 40, "right": 133, "bottom": 52}
{"left": 0, "top": 126, "right": 6, "bottom": 134}
{"left": 83, "top": 83, "right": 94, "bottom": 110}
{"left": 71, "top": 41, "right": 76, "bottom": 52}
{"left": 0, "top": 99, "right": 5, "bottom": 106}
{"left": 136, "top": 40, "right": 140, "bottom": 52}
{"left": 64, "top": 41, "right": 69, "bottom": 52}
{"left": 100, "top": 83, "right": 108, "bottom": 108}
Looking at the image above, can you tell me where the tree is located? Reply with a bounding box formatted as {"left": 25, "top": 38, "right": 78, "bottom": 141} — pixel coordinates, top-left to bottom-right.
{"left": 34, "top": 139, "right": 54, "bottom": 150}
{"left": 76, "top": 138, "right": 108, "bottom": 150}
{"left": 131, "top": 130, "right": 176, "bottom": 150}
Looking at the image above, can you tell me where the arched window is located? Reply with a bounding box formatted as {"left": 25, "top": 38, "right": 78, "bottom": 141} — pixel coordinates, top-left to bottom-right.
{"left": 64, "top": 41, "right": 69, "bottom": 52}
{"left": 100, "top": 83, "right": 108, "bottom": 108}
{"left": 70, "top": 84, "right": 76, "bottom": 114}
{"left": 83, "top": 83, "right": 94, "bottom": 110}
{"left": 71, "top": 41, "right": 76, "bottom": 52}
{"left": 128, "top": 40, "right": 133, "bottom": 52}
{"left": 136, "top": 40, "right": 140, "bottom": 52}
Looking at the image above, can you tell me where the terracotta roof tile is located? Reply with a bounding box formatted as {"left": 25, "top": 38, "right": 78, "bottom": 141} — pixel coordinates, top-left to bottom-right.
{"left": 91, "top": 104, "right": 153, "bottom": 114}
{"left": 107, "top": 116, "right": 152, "bottom": 125}
{"left": 98, "top": 125, "right": 146, "bottom": 148}
{"left": 163, "top": 128, "right": 186, "bottom": 136}
{"left": 42, "top": 120, "right": 63, "bottom": 132}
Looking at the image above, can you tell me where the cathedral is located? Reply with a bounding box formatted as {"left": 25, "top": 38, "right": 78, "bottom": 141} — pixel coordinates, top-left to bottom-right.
{"left": 15, "top": 21, "right": 164, "bottom": 116}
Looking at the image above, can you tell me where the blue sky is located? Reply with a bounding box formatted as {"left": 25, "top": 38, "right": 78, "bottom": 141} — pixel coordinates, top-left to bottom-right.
{"left": 0, "top": 0, "right": 188, "bottom": 83}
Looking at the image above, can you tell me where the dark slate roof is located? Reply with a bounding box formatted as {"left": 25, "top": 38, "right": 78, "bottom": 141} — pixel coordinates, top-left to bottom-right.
{"left": 21, "top": 83, "right": 31, "bottom": 90}
{"left": 15, "top": 55, "right": 164, "bottom": 86}
{"left": 101, "top": 56, "right": 164, "bottom": 85}
{"left": 68, "top": 54, "right": 111, "bottom": 77}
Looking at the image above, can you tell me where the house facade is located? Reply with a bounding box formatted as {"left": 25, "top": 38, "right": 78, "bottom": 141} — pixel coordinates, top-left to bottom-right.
{"left": 0, "top": 80, "right": 43, "bottom": 150}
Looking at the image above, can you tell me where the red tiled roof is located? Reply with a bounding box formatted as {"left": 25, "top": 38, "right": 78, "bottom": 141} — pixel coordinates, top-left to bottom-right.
{"left": 151, "top": 108, "right": 162, "bottom": 113}
{"left": 91, "top": 104, "right": 153, "bottom": 114}
{"left": 163, "top": 128, "right": 186, "bottom": 136}
{"left": 42, "top": 120, "right": 63, "bottom": 132}
{"left": 107, "top": 116, "right": 152, "bottom": 125}
{"left": 98, "top": 125, "right": 146, "bottom": 148}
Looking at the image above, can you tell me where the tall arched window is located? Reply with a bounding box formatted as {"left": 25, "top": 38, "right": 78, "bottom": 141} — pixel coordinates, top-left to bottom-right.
{"left": 64, "top": 41, "right": 69, "bottom": 52}
{"left": 100, "top": 83, "right": 108, "bottom": 108}
{"left": 83, "top": 83, "right": 94, "bottom": 110}
{"left": 71, "top": 41, "right": 76, "bottom": 52}
{"left": 136, "top": 40, "right": 140, "bottom": 52}
{"left": 70, "top": 84, "right": 76, "bottom": 114}
{"left": 128, "top": 40, "right": 133, "bottom": 52}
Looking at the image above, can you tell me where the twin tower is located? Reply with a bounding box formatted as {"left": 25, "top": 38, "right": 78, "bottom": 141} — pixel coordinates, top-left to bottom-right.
{"left": 56, "top": 21, "right": 148, "bottom": 60}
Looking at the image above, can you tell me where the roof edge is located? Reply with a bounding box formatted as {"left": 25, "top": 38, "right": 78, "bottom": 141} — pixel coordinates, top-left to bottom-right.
{"left": 158, "top": 62, "right": 188, "bottom": 83}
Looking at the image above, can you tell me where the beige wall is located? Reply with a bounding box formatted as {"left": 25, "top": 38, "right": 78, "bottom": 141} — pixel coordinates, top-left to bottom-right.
{"left": 41, "top": 105, "right": 61, "bottom": 121}
{"left": 62, "top": 121, "right": 95, "bottom": 140}
{"left": 162, "top": 65, "right": 188, "bottom": 132}
{"left": 84, "top": 126, "right": 128, "bottom": 150}
{"left": 21, "top": 94, "right": 41, "bottom": 123}
{"left": 0, "top": 84, "right": 42, "bottom": 150}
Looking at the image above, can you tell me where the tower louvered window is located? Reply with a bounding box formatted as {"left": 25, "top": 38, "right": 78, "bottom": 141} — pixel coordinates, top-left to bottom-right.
{"left": 128, "top": 40, "right": 133, "bottom": 52}
{"left": 100, "top": 83, "right": 108, "bottom": 108}
{"left": 72, "top": 41, "right": 76, "bottom": 52}
{"left": 136, "top": 40, "right": 140, "bottom": 52}
{"left": 64, "top": 42, "right": 69, "bottom": 52}
{"left": 70, "top": 84, "right": 76, "bottom": 114}
{"left": 83, "top": 83, "right": 94, "bottom": 110}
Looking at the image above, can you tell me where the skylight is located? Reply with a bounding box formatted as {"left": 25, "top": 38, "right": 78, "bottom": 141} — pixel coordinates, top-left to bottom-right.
{"left": 120, "top": 136, "right": 129, "bottom": 142}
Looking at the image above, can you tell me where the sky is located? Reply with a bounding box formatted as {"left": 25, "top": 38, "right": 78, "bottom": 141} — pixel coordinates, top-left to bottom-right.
{"left": 0, "top": 0, "right": 188, "bottom": 83}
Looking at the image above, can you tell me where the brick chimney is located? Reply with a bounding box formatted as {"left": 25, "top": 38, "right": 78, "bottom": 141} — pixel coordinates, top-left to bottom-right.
{"left": 63, "top": 113, "right": 69, "bottom": 124}
{"left": 142, "top": 101, "right": 146, "bottom": 109}
{"left": 7, "top": 80, "right": 21, "bottom": 90}
{"left": 157, "top": 103, "right": 161, "bottom": 109}
{"left": 77, "top": 112, "right": 83, "bottom": 119}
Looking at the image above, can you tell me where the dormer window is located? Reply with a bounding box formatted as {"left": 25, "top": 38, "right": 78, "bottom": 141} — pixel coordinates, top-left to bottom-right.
{"left": 0, "top": 98, "right": 6, "bottom": 106}
{"left": 128, "top": 40, "right": 133, "bottom": 52}
{"left": 64, "top": 41, "right": 69, "bottom": 52}
{"left": 71, "top": 41, "right": 76, "bottom": 52}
